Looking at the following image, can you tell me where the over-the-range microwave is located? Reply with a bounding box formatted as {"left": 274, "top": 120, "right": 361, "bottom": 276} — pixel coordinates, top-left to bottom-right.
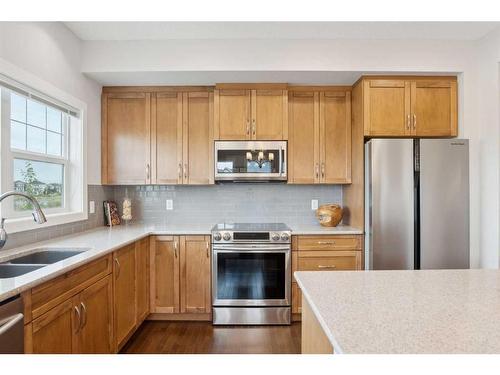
{"left": 214, "top": 141, "right": 287, "bottom": 182}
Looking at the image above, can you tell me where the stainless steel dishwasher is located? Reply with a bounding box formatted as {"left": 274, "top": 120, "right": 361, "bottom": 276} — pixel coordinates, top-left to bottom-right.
{"left": 0, "top": 296, "right": 24, "bottom": 354}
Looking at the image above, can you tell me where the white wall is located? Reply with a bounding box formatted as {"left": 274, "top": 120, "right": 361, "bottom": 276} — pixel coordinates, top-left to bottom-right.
{"left": 0, "top": 22, "right": 102, "bottom": 185}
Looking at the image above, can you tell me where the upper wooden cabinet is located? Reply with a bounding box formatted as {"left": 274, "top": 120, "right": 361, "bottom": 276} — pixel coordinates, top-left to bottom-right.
{"left": 214, "top": 85, "right": 288, "bottom": 140}
{"left": 361, "top": 77, "right": 458, "bottom": 137}
{"left": 288, "top": 89, "right": 351, "bottom": 184}
{"left": 102, "top": 88, "right": 213, "bottom": 185}
{"left": 102, "top": 93, "right": 151, "bottom": 184}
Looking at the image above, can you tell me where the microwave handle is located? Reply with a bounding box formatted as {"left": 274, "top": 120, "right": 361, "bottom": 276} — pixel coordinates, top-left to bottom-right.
{"left": 280, "top": 147, "right": 286, "bottom": 176}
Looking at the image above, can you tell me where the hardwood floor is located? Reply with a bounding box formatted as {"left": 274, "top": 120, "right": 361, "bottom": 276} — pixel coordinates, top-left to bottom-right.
{"left": 120, "top": 321, "right": 301, "bottom": 354}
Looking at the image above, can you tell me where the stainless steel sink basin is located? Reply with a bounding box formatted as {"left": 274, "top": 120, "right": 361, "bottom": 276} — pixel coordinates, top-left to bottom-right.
{"left": 0, "top": 264, "right": 44, "bottom": 278}
{"left": 6, "top": 250, "right": 85, "bottom": 265}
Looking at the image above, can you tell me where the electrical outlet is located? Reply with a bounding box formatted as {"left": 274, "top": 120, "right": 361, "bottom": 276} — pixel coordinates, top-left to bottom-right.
{"left": 311, "top": 199, "right": 319, "bottom": 210}
{"left": 89, "top": 201, "right": 95, "bottom": 214}
{"left": 166, "top": 199, "right": 173, "bottom": 210}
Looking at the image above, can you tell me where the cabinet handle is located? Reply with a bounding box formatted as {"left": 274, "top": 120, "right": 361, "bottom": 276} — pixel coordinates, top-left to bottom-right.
{"left": 80, "top": 302, "right": 87, "bottom": 329}
{"left": 315, "top": 163, "right": 319, "bottom": 179}
{"left": 183, "top": 164, "right": 188, "bottom": 180}
{"left": 206, "top": 241, "right": 209, "bottom": 258}
{"left": 317, "top": 241, "right": 336, "bottom": 245}
{"left": 413, "top": 114, "right": 417, "bottom": 130}
{"left": 246, "top": 120, "right": 250, "bottom": 136}
{"left": 146, "top": 164, "right": 150, "bottom": 181}
{"left": 114, "top": 257, "right": 120, "bottom": 278}
{"left": 407, "top": 114, "right": 411, "bottom": 130}
{"left": 178, "top": 163, "right": 182, "bottom": 179}
{"left": 252, "top": 119, "right": 256, "bottom": 136}
{"left": 73, "top": 306, "right": 81, "bottom": 333}
{"left": 174, "top": 241, "right": 178, "bottom": 258}
{"left": 318, "top": 265, "right": 336, "bottom": 269}
{"left": 321, "top": 163, "right": 325, "bottom": 180}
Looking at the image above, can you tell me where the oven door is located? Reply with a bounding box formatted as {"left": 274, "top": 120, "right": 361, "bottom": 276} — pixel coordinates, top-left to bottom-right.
{"left": 214, "top": 141, "right": 287, "bottom": 181}
{"left": 212, "top": 245, "right": 291, "bottom": 307}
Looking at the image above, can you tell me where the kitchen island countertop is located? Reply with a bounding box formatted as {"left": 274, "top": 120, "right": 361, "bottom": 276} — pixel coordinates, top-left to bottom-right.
{"left": 295, "top": 269, "right": 500, "bottom": 354}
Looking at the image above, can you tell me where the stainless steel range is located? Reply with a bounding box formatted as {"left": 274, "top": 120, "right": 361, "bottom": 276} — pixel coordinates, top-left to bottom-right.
{"left": 211, "top": 223, "right": 291, "bottom": 325}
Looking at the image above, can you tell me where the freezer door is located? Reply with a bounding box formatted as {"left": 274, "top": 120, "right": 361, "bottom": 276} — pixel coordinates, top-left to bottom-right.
{"left": 365, "top": 139, "right": 415, "bottom": 270}
{"left": 419, "top": 139, "right": 469, "bottom": 269}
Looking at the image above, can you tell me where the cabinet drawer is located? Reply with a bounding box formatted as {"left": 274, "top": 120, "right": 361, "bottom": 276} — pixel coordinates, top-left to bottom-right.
{"left": 297, "top": 250, "right": 361, "bottom": 271}
{"left": 31, "top": 255, "right": 112, "bottom": 319}
{"left": 297, "top": 235, "right": 361, "bottom": 251}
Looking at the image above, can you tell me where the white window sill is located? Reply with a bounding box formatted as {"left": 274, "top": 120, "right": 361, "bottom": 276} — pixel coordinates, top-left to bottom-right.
{"left": 3, "top": 211, "right": 88, "bottom": 234}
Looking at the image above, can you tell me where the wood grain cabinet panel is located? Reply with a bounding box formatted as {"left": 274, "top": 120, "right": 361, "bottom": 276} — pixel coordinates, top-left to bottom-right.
{"left": 152, "top": 92, "right": 183, "bottom": 184}
{"left": 77, "top": 275, "right": 113, "bottom": 354}
{"left": 102, "top": 93, "right": 151, "bottom": 184}
{"left": 288, "top": 92, "right": 320, "bottom": 183}
{"left": 113, "top": 243, "right": 137, "bottom": 350}
{"left": 320, "top": 92, "right": 352, "bottom": 183}
{"left": 252, "top": 90, "right": 287, "bottom": 140}
{"left": 180, "top": 236, "right": 211, "bottom": 314}
{"left": 150, "top": 236, "right": 180, "bottom": 313}
{"left": 136, "top": 237, "right": 150, "bottom": 323}
{"left": 215, "top": 89, "right": 251, "bottom": 140}
{"left": 183, "top": 92, "right": 214, "bottom": 184}
{"left": 292, "top": 283, "right": 302, "bottom": 314}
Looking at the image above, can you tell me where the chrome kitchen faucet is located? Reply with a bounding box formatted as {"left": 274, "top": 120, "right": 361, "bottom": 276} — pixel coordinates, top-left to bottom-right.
{"left": 0, "top": 191, "right": 47, "bottom": 250}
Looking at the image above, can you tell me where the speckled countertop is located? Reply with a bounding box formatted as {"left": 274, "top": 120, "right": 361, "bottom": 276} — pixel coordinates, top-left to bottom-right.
{"left": 294, "top": 270, "right": 500, "bottom": 354}
{"left": 0, "top": 222, "right": 362, "bottom": 303}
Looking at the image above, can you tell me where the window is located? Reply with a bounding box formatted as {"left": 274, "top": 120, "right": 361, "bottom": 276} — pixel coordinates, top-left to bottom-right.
{"left": 1, "top": 73, "right": 87, "bottom": 233}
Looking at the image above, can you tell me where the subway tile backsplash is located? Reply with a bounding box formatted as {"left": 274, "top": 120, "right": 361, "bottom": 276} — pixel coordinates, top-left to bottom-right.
{"left": 111, "top": 184, "right": 342, "bottom": 226}
{"left": 2, "top": 183, "right": 342, "bottom": 250}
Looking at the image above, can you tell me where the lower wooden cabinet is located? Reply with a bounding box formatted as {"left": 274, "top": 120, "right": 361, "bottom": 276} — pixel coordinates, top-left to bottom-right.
{"left": 150, "top": 235, "right": 211, "bottom": 318}
{"left": 291, "top": 234, "right": 363, "bottom": 318}
{"left": 136, "top": 237, "right": 150, "bottom": 323}
{"left": 113, "top": 243, "right": 137, "bottom": 350}
{"left": 30, "top": 275, "right": 113, "bottom": 354}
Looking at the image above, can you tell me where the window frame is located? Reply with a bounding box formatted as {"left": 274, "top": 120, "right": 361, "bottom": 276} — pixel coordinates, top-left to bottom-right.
{"left": 0, "top": 63, "right": 88, "bottom": 235}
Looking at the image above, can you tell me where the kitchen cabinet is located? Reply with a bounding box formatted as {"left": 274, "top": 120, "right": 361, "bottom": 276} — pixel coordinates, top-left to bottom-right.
{"left": 113, "top": 243, "right": 137, "bottom": 350}
{"left": 150, "top": 235, "right": 211, "bottom": 318}
{"left": 180, "top": 236, "right": 211, "bottom": 313}
{"left": 30, "top": 275, "right": 113, "bottom": 354}
{"left": 362, "top": 77, "right": 457, "bottom": 137}
{"left": 291, "top": 235, "right": 363, "bottom": 318}
{"left": 136, "top": 237, "right": 150, "bottom": 323}
{"left": 101, "top": 92, "right": 151, "bottom": 184}
{"left": 215, "top": 85, "right": 288, "bottom": 140}
{"left": 288, "top": 89, "right": 351, "bottom": 184}
{"left": 150, "top": 236, "right": 180, "bottom": 313}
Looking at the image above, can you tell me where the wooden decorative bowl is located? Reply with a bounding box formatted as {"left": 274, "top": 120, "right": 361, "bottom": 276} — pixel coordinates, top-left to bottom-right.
{"left": 316, "top": 204, "right": 343, "bottom": 227}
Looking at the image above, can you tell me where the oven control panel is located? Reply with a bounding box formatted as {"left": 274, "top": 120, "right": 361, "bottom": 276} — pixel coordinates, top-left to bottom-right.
{"left": 211, "top": 231, "right": 291, "bottom": 243}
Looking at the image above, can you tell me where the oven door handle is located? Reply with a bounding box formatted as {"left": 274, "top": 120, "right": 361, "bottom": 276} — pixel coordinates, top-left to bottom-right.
{"left": 212, "top": 246, "right": 291, "bottom": 252}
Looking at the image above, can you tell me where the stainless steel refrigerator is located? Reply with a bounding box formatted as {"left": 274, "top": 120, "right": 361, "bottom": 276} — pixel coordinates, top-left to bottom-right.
{"left": 365, "top": 139, "right": 469, "bottom": 270}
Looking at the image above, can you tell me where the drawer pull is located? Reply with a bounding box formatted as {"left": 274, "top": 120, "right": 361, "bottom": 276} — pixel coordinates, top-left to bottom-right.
{"left": 318, "top": 265, "right": 336, "bottom": 269}
{"left": 317, "top": 241, "right": 336, "bottom": 245}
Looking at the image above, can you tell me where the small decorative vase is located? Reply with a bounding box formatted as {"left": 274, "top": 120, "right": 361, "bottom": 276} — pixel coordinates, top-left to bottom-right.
{"left": 316, "top": 204, "right": 343, "bottom": 227}
{"left": 122, "top": 198, "right": 132, "bottom": 222}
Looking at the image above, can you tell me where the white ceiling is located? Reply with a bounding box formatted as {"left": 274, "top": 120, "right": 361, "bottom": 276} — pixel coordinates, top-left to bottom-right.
{"left": 65, "top": 22, "right": 499, "bottom": 41}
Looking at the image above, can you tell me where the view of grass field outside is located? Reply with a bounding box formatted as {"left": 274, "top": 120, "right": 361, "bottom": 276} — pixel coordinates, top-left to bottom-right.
{"left": 13, "top": 159, "right": 64, "bottom": 211}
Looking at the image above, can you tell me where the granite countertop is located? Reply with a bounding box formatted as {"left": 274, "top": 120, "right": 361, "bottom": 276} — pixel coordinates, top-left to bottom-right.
{"left": 294, "top": 269, "right": 500, "bottom": 354}
{"left": 0, "top": 222, "right": 362, "bottom": 303}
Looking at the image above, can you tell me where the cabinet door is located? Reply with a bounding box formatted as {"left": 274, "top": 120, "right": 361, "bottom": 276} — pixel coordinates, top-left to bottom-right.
{"left": 320, "top": 91, "right": 352, "bottom": 184}
{"left": 113, "top": 243, "right": 137, "bottom": 349}
{"left": 363, "top": 80, "right": 411, "bottom": 137}
{"left": 150, "top": 236, "right": 180, "bottom": 313}
{"left": 252, "top": 90, "right": 287, "bottom": 140}
{"left": 136, "top": 237, "right": 150, "bottom": 323}
{"left": 215, "top": 89, "right": 251, "bottom": 140}
{"left": 102, "top": 93, "right": 151, "bottom": 184}
{"left": 77, "top": 275, "right": 113, "bottom": 354}
{"left": 411, "top": 80, "right": 458, "bottom": 137}
{"left": 288, "top": 92, "right": 320, "bottom": 184}
{"left": 152, "top": 92, "right": 183, "bottom": 184}
{"left": 31, "top": 299, "right": 76, "bottom": 354}
{"left": 183, "top": 92, "right": 214, "bottom": 184}
{"left": 180, "top": 236, "right": 211, "bottom": 314}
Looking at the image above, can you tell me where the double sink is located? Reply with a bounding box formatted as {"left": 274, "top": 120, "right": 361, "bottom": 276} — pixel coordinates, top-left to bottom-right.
{"left": 0, "top": 249, "right": 89, "bottom": 279}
